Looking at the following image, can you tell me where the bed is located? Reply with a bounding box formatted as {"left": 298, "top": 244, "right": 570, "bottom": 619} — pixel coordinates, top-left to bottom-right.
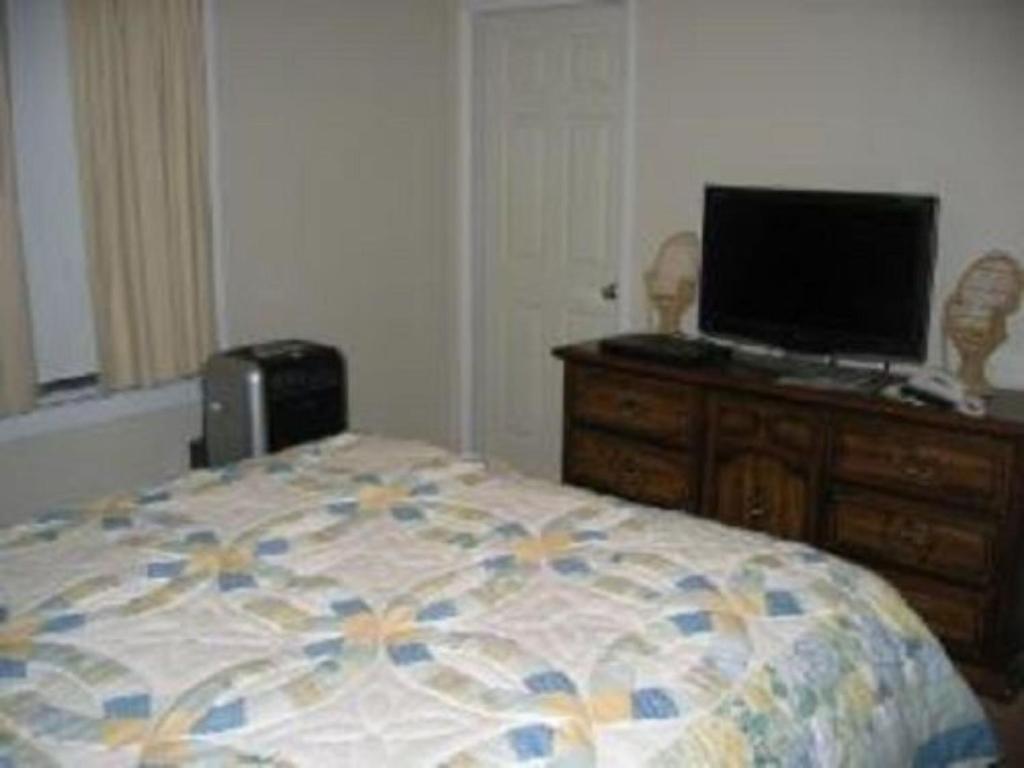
{"left": 0, "top": 434, "right": 998, "bottom": 766}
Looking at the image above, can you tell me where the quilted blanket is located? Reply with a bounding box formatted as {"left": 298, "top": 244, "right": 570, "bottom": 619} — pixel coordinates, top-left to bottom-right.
{"left": 0, "top": 434, "right": 998, "bottom": 766}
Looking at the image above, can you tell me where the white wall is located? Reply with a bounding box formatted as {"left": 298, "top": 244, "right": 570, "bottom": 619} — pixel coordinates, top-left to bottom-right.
{"left": 213, "top": 0, "right": 456, "bottom": 446}
{"left": 0, "top": 402, "right": 199, "bottom": 528}
{"left": 632, "top": 0, "right": 1024, "bottom": 383}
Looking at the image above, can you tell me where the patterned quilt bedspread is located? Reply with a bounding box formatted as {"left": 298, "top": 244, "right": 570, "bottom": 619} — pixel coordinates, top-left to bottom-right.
{"left": 0, "top": 434, "right": 998, "bottom": 766}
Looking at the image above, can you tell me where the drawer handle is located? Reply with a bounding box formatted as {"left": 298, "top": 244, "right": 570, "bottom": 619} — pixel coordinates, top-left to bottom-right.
{"left": 894, "top": 520, "right": 932, "bottom": 554}
{"left": 618, "top": 396, "right": 642, "bottom": 418}
{"left": 619, "top": 457, "right": 640, "bottom": 482}
{"left": 746, "top": 485, "right": 769, "bottom": 522}
{"left": 901, "top": 461, "right": 936, "bottom": 483}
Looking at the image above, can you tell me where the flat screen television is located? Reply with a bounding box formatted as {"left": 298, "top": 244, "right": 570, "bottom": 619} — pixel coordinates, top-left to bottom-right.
{"left": 698, "top": 185, "right": 938, "bottom": 361}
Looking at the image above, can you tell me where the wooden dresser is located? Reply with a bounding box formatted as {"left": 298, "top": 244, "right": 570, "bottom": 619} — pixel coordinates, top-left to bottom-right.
{"left": 554, "top": 340, "right": 1024, "bottom": 698}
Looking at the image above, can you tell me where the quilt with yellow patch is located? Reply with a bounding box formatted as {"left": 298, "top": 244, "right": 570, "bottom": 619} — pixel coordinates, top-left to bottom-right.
{"left": 0, "top": 434, "right": 997, "bottom": 766}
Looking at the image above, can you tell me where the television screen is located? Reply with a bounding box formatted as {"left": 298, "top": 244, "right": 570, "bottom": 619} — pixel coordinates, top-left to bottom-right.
{"left": 698, "top": 185, "right": 938, "bottom": 361}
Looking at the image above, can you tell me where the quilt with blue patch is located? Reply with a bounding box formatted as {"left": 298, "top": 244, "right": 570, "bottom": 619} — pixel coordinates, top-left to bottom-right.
{"left": 0, "top": 434, "right": 998, "bottom": 766}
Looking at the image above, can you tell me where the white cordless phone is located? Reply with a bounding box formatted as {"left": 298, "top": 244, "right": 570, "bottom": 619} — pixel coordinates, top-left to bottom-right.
{"left": 899, "top": 369, "right": 984, "bottom": 416}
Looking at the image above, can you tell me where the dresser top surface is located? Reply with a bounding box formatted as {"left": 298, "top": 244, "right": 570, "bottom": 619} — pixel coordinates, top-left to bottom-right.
{"left": 554, "top": 340, "right": 1024, "bottom": 438}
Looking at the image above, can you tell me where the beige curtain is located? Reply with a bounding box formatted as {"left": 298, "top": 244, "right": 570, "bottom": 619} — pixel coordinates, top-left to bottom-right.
{"left": 68, "top": 0, "right": 214, "bottom": 390}
{"left": 0, "top": 8, "right": 36, "bottom": 415}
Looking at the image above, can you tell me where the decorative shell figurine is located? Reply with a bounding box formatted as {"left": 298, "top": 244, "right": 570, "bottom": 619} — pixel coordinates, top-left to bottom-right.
{"left": 645, "top": 231, "right": 700, "bottom": 333}
{"left": 943, "top": 250, "right": 1023, "bottom": 396}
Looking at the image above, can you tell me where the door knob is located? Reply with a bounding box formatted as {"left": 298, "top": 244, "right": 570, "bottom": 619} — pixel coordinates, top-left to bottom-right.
{"left": 601, "top": 282, "right": 618, "bottom": 301}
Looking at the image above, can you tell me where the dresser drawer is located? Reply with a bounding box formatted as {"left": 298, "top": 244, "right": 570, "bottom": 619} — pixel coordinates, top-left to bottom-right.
{"left": 571, "top": 367, "right": 698, "bottom": 446}
{"left": 715, "top": 397, "right": 761, "bottom": 441}
{"left": 826, "top": 490, "right": 995, "bottom": 586}
{"left": 883, "top": 571, "right": 988, "bottom": 654}
{"left": 713, "top": 395, "right": 824, "bottom": 455}
{"left": 565, "top": 427, "right": 693, "bottom": 509}
{"left": 832, "top": 418, "right": 1012, "bottom": 510}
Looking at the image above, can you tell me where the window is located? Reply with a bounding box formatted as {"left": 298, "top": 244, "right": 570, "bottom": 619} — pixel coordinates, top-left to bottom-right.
{"left": 7, "top": 0, "right": 98, "bottom": 387}
{"left": 7, "top": 0, "right": 215, "bottom": 400}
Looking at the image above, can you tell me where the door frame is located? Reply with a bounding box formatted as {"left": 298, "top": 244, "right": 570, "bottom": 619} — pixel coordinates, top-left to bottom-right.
{"left": 455, "top": 0, "right": 637, "bottom": 452}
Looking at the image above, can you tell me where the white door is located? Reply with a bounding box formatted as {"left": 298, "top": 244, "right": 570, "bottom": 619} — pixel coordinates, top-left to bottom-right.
{"left": 476, "top": 3, "right": 626, "bottom": 479}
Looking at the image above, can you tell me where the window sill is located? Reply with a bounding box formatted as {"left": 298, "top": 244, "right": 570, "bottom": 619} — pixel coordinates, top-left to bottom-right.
{"left": 0, "top": 378, "right": 201, "bottom": 445}
{"left": 36, "top": 375, "right": 102, "bottom": 409}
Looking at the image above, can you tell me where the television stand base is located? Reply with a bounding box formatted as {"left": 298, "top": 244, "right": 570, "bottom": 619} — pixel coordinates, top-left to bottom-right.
{"left": 730, "top": 350, "right": 891, "bottom": 394}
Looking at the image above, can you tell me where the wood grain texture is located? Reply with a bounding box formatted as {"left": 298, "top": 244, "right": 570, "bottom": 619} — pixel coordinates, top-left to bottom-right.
{"left": 705, "top": 394, "right": 826, "bottom": 542}
{"left": 565, "top": 426, "right": 694, "bottom": 509}
{"left": 709, "top": 451, "right": 811, "bottom": 540}
{"left": 883, "top": 569, "right": 989, "bottom": 652}
{"left": 833, "top": 418, "right": 1012, "bottom": 510}
{"left": 826, "top": 489, "right": 995, "bottom": 586}
{"left": 570, "top": 365, "right": 699, "bottom": 447}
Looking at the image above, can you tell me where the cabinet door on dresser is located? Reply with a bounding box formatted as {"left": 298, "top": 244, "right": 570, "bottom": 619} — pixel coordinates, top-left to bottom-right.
{"left": 704, "top": 394, "right": 826, "bottom": 542}
{"left": 711, "top": 452, "right": 815, "bottom": 540}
